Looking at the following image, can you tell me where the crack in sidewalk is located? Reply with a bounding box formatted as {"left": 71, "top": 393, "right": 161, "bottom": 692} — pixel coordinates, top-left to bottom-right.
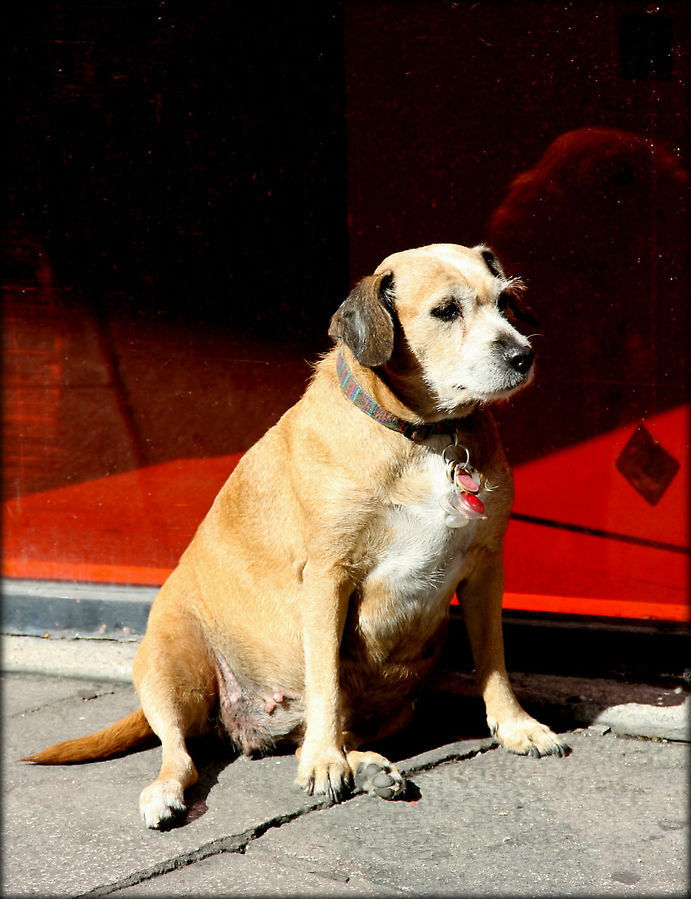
{"left": 76, "top": 802, "right": 332, "bottom": 898}
{"left": 8, "top": 687, "right": 121, "bottom": 720}
{"left": 75, "top": 740, "right": 497, "bottom": 896}
{"left": 397, "top": 737, "right": 497, "bottom": 778}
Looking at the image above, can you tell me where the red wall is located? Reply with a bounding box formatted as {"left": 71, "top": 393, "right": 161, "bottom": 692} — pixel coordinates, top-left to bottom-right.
{"left": 3, "top": 2, "right": 688, "bottom": 622}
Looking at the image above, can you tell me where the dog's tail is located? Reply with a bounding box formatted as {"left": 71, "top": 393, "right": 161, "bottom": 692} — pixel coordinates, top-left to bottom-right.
{"left": 22, "top": 708, "right": 156, "bottom": 765}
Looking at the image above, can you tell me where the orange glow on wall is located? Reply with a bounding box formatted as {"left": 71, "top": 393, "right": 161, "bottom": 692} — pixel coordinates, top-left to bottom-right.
{"left": 3, "top": 407, "right": 688, "bottom": 623}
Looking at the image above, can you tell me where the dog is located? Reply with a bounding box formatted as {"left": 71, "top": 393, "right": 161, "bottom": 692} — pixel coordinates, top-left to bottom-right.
{"left": 25, "top": 243, "right": 566, "bottom": 828}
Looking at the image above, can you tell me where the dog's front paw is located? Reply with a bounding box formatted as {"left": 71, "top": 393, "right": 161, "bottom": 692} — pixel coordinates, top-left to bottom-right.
{"left": 296, "top": 742, "right": 352, "bottom": 804}
{"left": 139, "top": 779, "right": 187, "bottom": 829}
{"left": 489, "top": 715, "right": 568, "bottom": 758}
{"left": 352, "top": 752, "right": 405, "bottom": 800}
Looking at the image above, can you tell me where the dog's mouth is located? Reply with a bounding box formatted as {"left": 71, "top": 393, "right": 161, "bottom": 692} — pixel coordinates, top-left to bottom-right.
{"left": 452, "top": 360, "right": 535, "bottom": 404}
{"left": 503, "top": 361, "right": 535, "bottom": 392}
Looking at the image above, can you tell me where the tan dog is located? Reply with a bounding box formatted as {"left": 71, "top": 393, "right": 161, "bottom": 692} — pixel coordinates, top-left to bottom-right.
{"left": 26, "top": 243, "right": 566, "bottom": 828}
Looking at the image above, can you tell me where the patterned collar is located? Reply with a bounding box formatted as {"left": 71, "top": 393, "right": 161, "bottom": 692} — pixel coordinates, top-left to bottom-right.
{"left": 335, "top": 348, "right": 461, "bottom": 443}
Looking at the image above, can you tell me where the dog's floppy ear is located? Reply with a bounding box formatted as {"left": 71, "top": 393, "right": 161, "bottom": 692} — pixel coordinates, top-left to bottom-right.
{"left": 328, "top": 269, "right": 395, "bottom": 367}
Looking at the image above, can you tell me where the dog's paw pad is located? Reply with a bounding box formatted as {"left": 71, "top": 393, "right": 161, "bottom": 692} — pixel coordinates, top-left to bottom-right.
{"left": 354, "top": 760, "right": 404, "bottom": 800}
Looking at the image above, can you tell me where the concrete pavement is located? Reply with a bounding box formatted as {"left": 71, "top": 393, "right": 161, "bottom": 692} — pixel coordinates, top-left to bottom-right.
{"left": 2, "top": 635, "right": 689, "bottom": 897}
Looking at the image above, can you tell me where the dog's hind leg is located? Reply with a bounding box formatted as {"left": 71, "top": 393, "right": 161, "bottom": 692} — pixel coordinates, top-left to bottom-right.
{"left": 133, "top": 583, "right": 217, "bottom": 828}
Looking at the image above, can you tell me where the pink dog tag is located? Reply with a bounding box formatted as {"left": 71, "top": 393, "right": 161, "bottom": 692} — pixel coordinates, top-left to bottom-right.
{"left": 454, "top": 470, "right": 479, "bottom": 493}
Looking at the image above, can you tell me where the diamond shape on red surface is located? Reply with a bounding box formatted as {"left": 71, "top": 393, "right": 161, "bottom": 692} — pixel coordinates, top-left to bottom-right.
{"left": 615, "top": 424, "right": 680, "bottom": 506}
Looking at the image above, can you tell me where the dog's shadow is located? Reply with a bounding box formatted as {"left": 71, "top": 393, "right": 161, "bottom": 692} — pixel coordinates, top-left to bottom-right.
{"left": 173, "top": 677, "right": 592, "bottom": 827}
{"left": 167, "top": 690, "right": 487, "bottom": 827}
{"left": 177, "top": 736, "right": 239, "bottom": 827}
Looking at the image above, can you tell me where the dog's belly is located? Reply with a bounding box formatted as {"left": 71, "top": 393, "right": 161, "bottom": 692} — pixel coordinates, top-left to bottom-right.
{"left": 212, "top": 647, "right": 306, "bottom": 755}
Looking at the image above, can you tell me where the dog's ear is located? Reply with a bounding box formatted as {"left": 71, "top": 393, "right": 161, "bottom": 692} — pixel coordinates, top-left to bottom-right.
{"left": 478, "top": 246, "right": 506, "bottom": 280}
{"left": 504, "top": 293, "right": 540, "bottom": 329}
{"left": 328, "top": 269, "right": 395, "bottom": 367}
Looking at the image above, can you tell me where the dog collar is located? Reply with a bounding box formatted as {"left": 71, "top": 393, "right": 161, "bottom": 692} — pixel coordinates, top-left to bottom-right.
{"left": 336, "top": 348, "right": 459, "bottom": 443}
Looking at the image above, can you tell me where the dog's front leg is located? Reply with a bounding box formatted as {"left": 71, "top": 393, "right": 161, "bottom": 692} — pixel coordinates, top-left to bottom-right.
{"left": 458, "top": 549, "right": 567, "bottom": 757}
{"left": 295, "top": 565, "right": 352, "bottom": 803}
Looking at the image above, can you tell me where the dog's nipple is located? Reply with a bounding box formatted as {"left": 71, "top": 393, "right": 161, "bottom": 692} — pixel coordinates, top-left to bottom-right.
{"left": 264, "top": 691, "right": 285, "bottom": 714}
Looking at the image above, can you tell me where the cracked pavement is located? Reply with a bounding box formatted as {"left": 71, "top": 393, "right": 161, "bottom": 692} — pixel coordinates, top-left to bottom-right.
{"left": 3, "top": 664, "right": 688, "bottom": 897}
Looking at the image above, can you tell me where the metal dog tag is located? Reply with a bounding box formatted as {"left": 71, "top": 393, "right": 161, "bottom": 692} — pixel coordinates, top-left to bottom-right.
{"left": 439, "top": 492, "right": 471, "bottom": 528}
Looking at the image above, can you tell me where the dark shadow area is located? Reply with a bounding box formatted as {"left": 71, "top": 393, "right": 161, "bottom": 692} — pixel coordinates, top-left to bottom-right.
{"left": 173, "top": 734, "right": 240, "bottom": 828}
{"left": 368, "top": 685, "right": 582, "bottom": 764}
{"left": 372, "top": 692, "right": 491, "bottom": 763}
{"left": 397, "top": 779, "right": 422, "bottom": 802}
{"left": 5, "top": 2, "right": 348, "bottom": 343}
{"left": 4, "top": 0, "right": 347, "bottom": 499}
{"left": 443, "top": 610, "right": 691, "bottom": 684}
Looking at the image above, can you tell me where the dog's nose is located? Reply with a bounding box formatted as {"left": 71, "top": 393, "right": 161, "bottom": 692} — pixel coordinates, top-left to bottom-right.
{"left": 504, "top": 345, "right": 534, "bottom": 375}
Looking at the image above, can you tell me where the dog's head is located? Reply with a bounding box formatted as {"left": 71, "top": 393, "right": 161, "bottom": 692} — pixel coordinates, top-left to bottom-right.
{"left": 329, "top": 243, "right": 535, "bottom": 419}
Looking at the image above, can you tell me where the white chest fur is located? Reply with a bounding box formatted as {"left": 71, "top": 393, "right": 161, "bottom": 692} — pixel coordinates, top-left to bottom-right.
{"left": 365, "top": 448, "right": 478, "bottom": 612}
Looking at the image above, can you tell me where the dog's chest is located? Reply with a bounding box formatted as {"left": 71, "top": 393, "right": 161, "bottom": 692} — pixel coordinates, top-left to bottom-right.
{"left": 364, "top": 450, "right": 474, "bottom": 608}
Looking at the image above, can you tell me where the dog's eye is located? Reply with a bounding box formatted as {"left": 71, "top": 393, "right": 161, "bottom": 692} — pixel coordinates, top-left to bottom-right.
{"left": 430, "top": 301, "right": 461, "bottom": 322}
